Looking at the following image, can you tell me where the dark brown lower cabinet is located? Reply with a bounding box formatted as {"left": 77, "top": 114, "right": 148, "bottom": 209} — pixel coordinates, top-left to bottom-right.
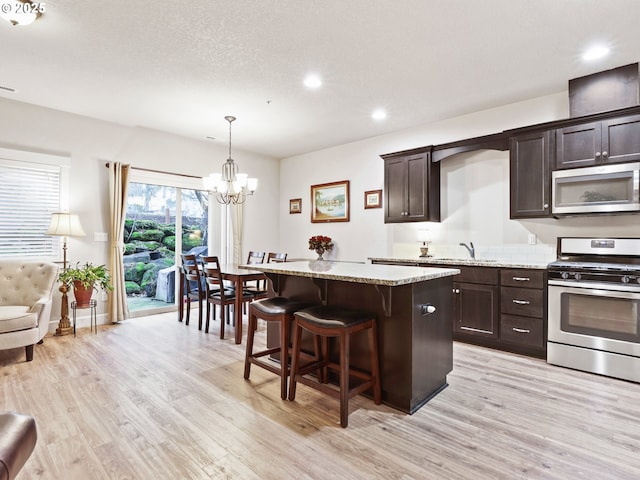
{"left": 453, "top": 282, "right": 499, "bottom": 339}
{"left": 371, "top": 260, "right": 547, "bottom": 358}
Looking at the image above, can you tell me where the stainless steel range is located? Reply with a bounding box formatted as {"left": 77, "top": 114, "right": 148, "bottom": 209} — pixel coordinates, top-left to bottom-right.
{"left": 547, "top": 237, "right": 640, "bottom": 383}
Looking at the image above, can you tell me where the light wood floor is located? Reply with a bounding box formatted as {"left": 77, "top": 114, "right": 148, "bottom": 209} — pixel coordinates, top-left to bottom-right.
{"left": 1, "top": 311, "right": 639, "bottom": 480}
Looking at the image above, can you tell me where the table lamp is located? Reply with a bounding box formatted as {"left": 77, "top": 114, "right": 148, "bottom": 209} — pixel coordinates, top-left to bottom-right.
{"left": 46, "top": 212, "right": 86, "bottom": 336}
{"left": 418, "top": 229, "right": 431, "bottom": 258}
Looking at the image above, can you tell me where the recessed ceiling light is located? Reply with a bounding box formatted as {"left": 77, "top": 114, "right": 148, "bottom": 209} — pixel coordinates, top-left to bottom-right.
{"left": 372, "top": 109, "right": 387, "bottom": 121}
{"left": 303, "top": 74, "right": 322, "bottom": 89}
{"left": 582, "top": 45, "right": 610, "bottom": 61}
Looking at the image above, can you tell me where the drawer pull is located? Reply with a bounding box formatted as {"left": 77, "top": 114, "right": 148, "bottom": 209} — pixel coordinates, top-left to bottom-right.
{"left": 512, "top": 327, "right": 531, "bottom": 334}
{"left": 512, "top": 299, "right": 530, "bottom": 305}
{"left": 512, "top": 277, "right": 530, "bottom": 282}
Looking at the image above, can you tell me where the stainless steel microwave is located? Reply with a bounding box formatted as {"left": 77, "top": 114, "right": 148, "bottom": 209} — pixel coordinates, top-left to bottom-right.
{"left": 552, "top": 162, "right": 640, "bottom": 215}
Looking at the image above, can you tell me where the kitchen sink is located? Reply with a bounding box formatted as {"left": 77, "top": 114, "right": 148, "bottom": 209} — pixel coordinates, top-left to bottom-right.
{"left": 429, "top": 257, "right": 497, "bottom": 264}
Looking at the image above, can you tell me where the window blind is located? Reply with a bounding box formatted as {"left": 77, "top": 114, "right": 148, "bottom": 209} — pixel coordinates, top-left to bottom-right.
{"left": 0, "top": 162, "right": 61, "bottom": 257}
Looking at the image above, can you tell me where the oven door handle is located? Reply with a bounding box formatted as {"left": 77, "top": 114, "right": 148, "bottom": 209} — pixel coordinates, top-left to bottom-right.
{"left": 548, "top": 279, "right": 640, "bottom": 296}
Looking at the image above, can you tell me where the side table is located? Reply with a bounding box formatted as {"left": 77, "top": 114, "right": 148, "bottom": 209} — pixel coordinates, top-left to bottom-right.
{"left": 71, "top": 299, "right": 98, "bottom": 336}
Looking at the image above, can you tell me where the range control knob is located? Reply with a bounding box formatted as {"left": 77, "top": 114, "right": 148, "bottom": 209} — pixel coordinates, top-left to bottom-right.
{"left": 574, "top": 272, "right": 582, "bottom": 281}
{"left": 561, "top": 272, "right": 570, "bottom": 280}
{"left": 622, "top": 275, "right": 631, "bottom": 284}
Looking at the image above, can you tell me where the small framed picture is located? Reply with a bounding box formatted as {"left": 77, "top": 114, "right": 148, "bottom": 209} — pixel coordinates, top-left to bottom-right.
{"left": 364, "top": 189, "right": 382, "bottom": 209}
{"left": 289, "top": 198, "right": 302, "bottom": 214}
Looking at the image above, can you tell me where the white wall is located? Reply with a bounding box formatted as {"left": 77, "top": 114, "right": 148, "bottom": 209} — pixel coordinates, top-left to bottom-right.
{"left": 0, "top": 97, "right": 280, "bottom": 325}
{"left": 279, "top": 92, "right": 640, "bottom": 263}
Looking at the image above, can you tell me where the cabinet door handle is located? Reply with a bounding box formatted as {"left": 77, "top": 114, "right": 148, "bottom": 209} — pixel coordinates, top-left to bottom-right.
{"left": 512, "top": 299, "right": 530, "bottom": 305}
{"left": 596, "top": 151, "right": 601, "bottom": 157}
{"left": 460, "top": 326, "right": 493, "bottom": 334}
{"left": 512, "top": 277, "right": 530, "bottom": 282}
{"left": 512, "top": 327, "right": 531, "bottom": 334}
{"left": 543, "top": 203, "right": 549, "bottom": 209}
{"left": 452, "top": 288, "right": 460, "bottom": 294}
{"left": 420, "top": 304, "right": 436, "bottom": 315}
{"left": 602, "top": 151, "right": 608, "bottom": 157}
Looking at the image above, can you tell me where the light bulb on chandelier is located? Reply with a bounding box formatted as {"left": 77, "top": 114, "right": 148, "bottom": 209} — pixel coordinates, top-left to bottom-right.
{"left": 203, "top": 115, "right": 258, "bottom": 204}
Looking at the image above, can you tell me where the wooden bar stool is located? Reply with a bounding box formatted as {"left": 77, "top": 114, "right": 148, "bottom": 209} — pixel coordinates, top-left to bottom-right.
{"left": 288, "top": 305, "right": 382, "bottom": 428}
{"left": 244, "top": 297, "right": 315, "bottom": 400}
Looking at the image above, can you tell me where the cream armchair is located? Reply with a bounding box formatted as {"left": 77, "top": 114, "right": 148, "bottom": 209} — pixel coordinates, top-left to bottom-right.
{"left": 0, "top": 261, "right": 58, "bottom": 362}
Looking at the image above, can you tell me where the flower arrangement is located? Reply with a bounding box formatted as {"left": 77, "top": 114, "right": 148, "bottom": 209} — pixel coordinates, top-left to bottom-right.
{"left": 309, "top": 235, "right": 334, "bottom": 259}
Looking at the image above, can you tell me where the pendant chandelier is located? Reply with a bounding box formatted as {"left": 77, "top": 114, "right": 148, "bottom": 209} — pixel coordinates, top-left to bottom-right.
{"left": 203, "top": 115, "right": 258, "bottom": 205}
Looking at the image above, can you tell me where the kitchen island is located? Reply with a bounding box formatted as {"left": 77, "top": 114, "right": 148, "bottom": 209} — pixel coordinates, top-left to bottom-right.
{"left": 241, "top": 260, "right": 460, "bottom": 414}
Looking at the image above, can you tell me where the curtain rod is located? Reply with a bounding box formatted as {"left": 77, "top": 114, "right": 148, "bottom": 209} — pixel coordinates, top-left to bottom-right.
{"left": 104, "top": 162, "right": 202, "bottom": 179}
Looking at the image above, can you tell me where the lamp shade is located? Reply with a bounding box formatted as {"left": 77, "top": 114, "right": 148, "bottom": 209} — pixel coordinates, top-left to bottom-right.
{"left": 417, "top": 229, "right": 431, "bottom": 243}
{"left": 46, "top": 213, "right": 86, "bottom": 237}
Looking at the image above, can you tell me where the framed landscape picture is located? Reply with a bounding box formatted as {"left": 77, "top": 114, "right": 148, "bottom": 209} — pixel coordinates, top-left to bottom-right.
{"left": 289, "top": 198, "right": 302, "bottom": 214}
{"left": 310, "top": 180, "right": 350, "bottom": 223}
{"left": 364, "top": 189, "right": 382, "bottom": 209}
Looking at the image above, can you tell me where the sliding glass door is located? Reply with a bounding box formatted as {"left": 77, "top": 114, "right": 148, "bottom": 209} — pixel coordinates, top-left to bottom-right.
{"left": 124, "top": 182, "right": 209, "bottom": 315}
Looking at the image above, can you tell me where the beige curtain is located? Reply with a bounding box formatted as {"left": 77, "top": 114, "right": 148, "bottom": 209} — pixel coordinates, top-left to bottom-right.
{"left": 231, "top": 203, "right": 244, "bottom": 264}
{"left": 108, "top": 162, "right": 131, "bottom": 322}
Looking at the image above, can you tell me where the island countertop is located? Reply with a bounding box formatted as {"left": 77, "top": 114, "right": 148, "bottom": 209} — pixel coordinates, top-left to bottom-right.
{"left": 240, "top": 260, "right": 459, "bottom": 287}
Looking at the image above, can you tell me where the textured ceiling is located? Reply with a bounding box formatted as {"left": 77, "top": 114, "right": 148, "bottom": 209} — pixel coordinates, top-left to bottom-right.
{"left": 1, "top": 0, "right": 639, "bottom": 159}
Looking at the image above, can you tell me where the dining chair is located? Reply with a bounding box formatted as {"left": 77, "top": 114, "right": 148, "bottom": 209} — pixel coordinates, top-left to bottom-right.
{"left": 200, "top": 255, "right": 233, "bottom": 323}
{"left": 244, "top": 251, "right": 286, "bottom": 300}
{"left": 202, "top": 256, "right": 255, "bottom": 339}
{"left": 242, "top": 251, "right": 268, "bottom": 311}
{"left": 180, "top": 254, "right": 205, "bottom": 330}
{"left": 267, "top": 252, "right": 288, "bottom": 263}
{"left": 247, "top": 251, "right": 266, "bottom": 265}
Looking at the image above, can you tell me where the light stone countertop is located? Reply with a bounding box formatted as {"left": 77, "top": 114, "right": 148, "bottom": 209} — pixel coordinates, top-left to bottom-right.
{"left": 240, "top": 260, "right": 460, "bottom": 287}
{"left": 369, "top": 256, "right": 550, "bottom": 270}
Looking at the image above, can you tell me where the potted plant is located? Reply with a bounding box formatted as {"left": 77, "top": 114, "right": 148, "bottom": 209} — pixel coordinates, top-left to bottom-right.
{"left": 59, "top": 262, "right": 113, "bottom": 307}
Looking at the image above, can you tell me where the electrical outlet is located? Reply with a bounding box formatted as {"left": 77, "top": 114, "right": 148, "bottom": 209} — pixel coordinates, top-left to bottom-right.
{"left": 527, "top": 234, "right": 537, "bottom": 245}
{"left": 101, "top": 291, "right": 108, "bottom": 301}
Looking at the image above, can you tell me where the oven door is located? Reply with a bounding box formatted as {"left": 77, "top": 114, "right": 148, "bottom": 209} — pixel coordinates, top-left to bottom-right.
{"left": 548, "top": 280, "right": 640, "bottom": 357}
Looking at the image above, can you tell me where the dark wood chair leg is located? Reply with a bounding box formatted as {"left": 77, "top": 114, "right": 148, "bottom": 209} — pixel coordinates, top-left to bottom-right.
{"left": 288, "top": 319, "right": 303, "bottom": 401}
{"left": 219, "top": 303, "right": 226, "bottom": 339}
{"left": 204, "top": 302, "right": 211, "bottom": 333}
{"left": 25, "top": 344, "right": 34, "bottom": 362}
{"left": 279, "top": 315, "right": 290, "bottom": 400}
{"left": 244, "top": 312, "right": 256, "bottom": 380}
{"left": 339, "top": 331, "right": 350, "bottom": 427}
{"left": 319, "top": 336, "right": 329, "bottom": 384}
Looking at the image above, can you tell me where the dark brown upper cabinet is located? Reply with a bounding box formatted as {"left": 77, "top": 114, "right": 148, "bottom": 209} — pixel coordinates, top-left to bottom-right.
{"left": 381, "top": 147, "right": 440, "bottom": 223}
{"left": 555, "top": 113, "right": 640, "bottom": 169}
{"left": 509, "top": 131, "right": 552, "bottom": 218}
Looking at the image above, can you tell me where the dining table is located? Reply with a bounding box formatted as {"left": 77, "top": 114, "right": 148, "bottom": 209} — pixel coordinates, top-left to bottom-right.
{"left": 177, "top": 262, "right": 267, "bottom": 344}
{"left": 219, "top": 263, "right": 267, "bottom": 344}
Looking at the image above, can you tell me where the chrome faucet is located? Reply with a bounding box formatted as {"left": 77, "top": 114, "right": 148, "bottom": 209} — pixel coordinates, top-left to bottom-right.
{"left": 460, "top": 242, "right": 475, "bottom": 260}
